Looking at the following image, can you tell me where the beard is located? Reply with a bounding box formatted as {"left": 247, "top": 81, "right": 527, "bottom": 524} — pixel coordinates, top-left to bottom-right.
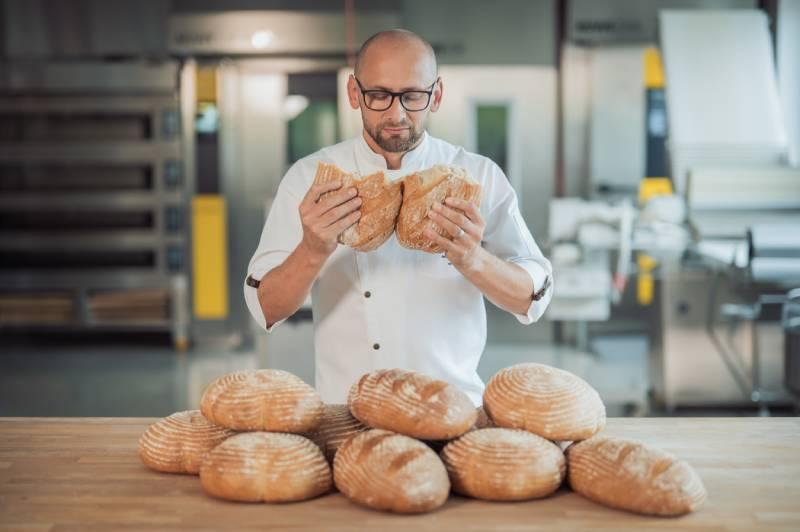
{"left": 364, "top": 118, "right": 424, "bottom": 153}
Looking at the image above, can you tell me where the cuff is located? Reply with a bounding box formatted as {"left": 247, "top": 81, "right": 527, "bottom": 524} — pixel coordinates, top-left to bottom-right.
{"left": 506, "top": 259, "right": 553, "bottom": 325}
{"left": 243, "top": 272, "right": 286, "bottom": 333}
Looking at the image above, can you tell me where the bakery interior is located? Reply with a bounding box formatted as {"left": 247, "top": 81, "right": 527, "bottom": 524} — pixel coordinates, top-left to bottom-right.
{"left": 2, "top": 0, "right": 799, "bottom": 419}
{"left": 1, "top": 0, "right": 800, "bottom": 528}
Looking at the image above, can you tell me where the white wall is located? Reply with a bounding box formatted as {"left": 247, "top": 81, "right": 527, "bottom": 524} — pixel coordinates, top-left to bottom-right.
{"left": 778, "top": 0, "right": 800, "bottom": 166}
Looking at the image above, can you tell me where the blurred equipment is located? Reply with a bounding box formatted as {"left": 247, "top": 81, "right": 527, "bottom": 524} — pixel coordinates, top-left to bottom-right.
{"left": 0, "top": 61, "right": 190, "bottom": 348}
{"left": 653, "top": 9, "right": 800, "bottom": 411}
{"left": 785, "top": 289, "right": 800, "bottom": 399}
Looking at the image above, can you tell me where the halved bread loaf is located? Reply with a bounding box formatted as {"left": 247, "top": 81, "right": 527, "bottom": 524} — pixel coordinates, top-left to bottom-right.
{"left": 396, "top": 165, "right": 481, "bottom": 253}
{"left": 441, "top": 428, "right": 566, "bottom": 501}
{"left": 566, "top": 435, "right": 707, "bottom": 516}
{"left": 313, "top": 162, "right": 402, "bottom": 252}
{"left": 138, "top": 410, "right": 236, "bottom": 474}
{"left": 307, "top": 404, "right": 369, "bottom": 462}
{"left": 483, "top": 363, "right": 606, "bottom": 441}
{"left": 348, "top": 368, "right": 477, "bottom": 440}
{"left": 333, "top": 429, "right": 450, "bottom": 513}
{"left": 200, "top": 369, "right": 323, "bottom": 433}
{"left": 200, "top": 432, "right": 332, "bottom": 502}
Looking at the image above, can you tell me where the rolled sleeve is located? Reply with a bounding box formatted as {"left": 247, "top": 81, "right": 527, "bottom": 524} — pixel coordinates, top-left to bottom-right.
{"left": 480, "top": 161, "right": 553, "bottom": 324}
{"left": 244, "top": 165, "right": 306, "bottom": 333}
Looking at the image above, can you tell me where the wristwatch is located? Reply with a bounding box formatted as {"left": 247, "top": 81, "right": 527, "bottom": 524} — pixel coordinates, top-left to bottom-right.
{"left": 532, "top": 275, "right": 551, "bottom": 301}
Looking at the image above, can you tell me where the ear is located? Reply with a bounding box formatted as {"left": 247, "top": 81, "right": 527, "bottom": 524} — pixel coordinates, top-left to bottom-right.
{"left": 347, "top": 74, "right": 360, "bottom": 110}
{"left": 429, "top": 76, "right": 443, "bottom": 113}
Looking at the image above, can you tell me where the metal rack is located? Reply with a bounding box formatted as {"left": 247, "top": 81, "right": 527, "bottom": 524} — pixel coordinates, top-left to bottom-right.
{"left": 0, "top": 61, "right": 189, "bottom": 347}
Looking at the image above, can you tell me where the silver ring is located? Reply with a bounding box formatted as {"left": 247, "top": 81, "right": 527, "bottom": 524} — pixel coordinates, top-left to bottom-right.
{"left": 455, "top": 228, "right": 465, "bottom": 239}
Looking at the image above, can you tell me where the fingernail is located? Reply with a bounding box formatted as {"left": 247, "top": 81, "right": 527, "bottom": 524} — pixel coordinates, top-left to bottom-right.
{"left": 349, "top": 188, "right": 357, "bottom": 195}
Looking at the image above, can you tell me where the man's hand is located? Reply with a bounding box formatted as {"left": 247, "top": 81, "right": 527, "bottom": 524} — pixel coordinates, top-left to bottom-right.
{"left": 298, "top": 181, "right": 362, "bottom": 260}
{"left": 424, "top": 197, "right": 486, "bottom": 272}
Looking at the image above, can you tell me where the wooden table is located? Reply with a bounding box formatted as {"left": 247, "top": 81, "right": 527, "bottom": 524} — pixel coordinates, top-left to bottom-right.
{"left": 1, "top": 417, "right": 798, "bottom": 531}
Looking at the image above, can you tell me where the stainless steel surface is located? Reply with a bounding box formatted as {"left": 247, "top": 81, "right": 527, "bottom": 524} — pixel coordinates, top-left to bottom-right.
{"left": 653, "top": 262, "right": 792, "bottom": 410}
{"left": 784, "top": 289, "right": 800, "bottom": 397}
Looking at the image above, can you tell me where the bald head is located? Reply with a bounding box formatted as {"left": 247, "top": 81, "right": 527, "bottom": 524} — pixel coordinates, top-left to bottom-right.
{"left": 354, "top": 29, "right": 437, "bottom": 82}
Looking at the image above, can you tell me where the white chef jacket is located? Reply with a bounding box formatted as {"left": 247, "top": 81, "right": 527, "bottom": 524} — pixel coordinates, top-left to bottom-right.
{"left": 244, "top": 131, "right": 552, "bottom": 406}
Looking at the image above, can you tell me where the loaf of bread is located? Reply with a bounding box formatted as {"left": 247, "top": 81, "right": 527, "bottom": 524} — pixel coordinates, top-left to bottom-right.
{"left": 424, "top": 405, "right": 495, "bottom": 452}
{"left": 313, "top": 162, "right": 402, "bottom": 252}
{"left": 348, "top": 368, "right": 477, "bottom": 440}
{"left": 307, "top": 404, "right": 369, "bottom": 462}
{"left": 483, "top": 363, "right": 606, "bottom": 441}
{"left": 200, "top": 369, "right": 323, "bottom": 433}
{"left": 138, "top": 410, "right": 236, "bottom": 474}
{"left": 333, "top": 429, "right": 450, "bottom": 513}
{"left": 441, "top": 428, "right": 566, "bottom": 501}
{"left": 566, "top": 435, "right": 707, "bottom": 516}
{"left": 396, "top": 165, "right": 481, "bottom": 253}
{"left": 200, "top": 432, "right": 332, "bottom": 502}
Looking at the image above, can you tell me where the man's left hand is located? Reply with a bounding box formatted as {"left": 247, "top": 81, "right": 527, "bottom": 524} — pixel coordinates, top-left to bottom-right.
{"left": 424, "top": 197, "right": 486, "bottom": 272}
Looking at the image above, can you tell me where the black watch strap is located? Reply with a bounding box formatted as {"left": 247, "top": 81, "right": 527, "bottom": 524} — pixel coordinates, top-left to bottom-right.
{"left": 532, "top": 275, "right": 551, "bottom": 301}
{"left": 246, "top": 274, "right": 261, "bottom": 289}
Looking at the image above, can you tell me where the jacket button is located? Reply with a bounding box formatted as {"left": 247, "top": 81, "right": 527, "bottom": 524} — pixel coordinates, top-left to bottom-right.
{"left": 373, "top": 343, "right": 380, "bottom": 350}
{"left": 364, "top": 291, "right": 371, "bottom": 298}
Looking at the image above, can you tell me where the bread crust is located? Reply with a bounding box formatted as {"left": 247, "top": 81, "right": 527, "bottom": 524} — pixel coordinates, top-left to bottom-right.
{"left": 396, "top": 165, "right": 482, "bottom": 253}
{"left": 566, "top": 435, "right": 707, "bottom": 516}
{"left": 200, "top": 432, "right": 332, "bottom": 502}
{"left": 333, "top": 429, "right": 450, "bottom": 513}
{"left": 483, "top": 363, "right": 606, "bottom": 441}
{"left": 138, "top": 410, "right": 236, "bottom": 474}
{"left": 200, "top": 369, "right": 323, "bottom": 433}
{"left": 313, "top": 162, "right": 402, "bottom": 252}
{"left": 441, "top": 427, "right": 566, "bottom": 501}
{"left": 347, "top": 368, "right": 478, "bottom": 440}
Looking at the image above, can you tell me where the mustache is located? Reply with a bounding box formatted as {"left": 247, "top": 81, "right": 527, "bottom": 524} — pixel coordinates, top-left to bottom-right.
{"left": 380, "top": 121, "right": 412, "bottom": 129}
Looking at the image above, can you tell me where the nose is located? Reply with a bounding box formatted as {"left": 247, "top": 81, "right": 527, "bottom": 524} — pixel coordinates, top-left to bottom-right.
{"left": 384, "top": 95, "right": 407, "bottom": 122}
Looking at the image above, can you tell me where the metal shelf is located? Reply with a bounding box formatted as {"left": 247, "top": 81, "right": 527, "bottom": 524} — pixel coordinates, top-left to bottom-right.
{"left": 0, "top": 62, "right": 189, "bottom": 346}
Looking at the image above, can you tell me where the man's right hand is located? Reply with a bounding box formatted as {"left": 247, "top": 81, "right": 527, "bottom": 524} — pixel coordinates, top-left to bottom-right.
{"left": 298, "top": 181, "right": 362, "bottom": 259}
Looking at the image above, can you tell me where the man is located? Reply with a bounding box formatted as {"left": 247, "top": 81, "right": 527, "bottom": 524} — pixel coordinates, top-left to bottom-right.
{"left": 244, "top": 29, "right": 552, "bottom": 406}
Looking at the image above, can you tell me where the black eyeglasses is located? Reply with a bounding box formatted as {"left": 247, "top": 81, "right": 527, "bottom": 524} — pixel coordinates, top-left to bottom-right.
{"left": 355, "top": 78, "right": 437, "bottom": 112}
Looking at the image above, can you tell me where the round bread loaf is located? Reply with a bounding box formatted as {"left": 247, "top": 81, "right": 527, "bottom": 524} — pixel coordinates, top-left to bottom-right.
{"left": 200, "top": 432, "right": 332, "bottom": 502}
{"left": 441, "top": 428, "right": 566, "bottom": 501}
{"left": 313, "top": 162, "right": 402, "bottom": 252}
{"left": 483, "top": 363, "right": 606, "bottom": 441}
{"left": 566, "top": 435, "right": 707, "bottom": 516}
{"left": 138, "top": 410, "right": 236, "bottom": 474}
{"left": 333, "top": 429, "right": 450, "bottom": 513}
{"left": 396, "top": 165, "right": 482, "bottom": 253}
{"left": 201, "top": 369, "right": 323, "bottom": 432}
{"left": 307, "top": 404, "right": 369, "bottom": 462}
{"left": 348, "top": 368, "right": 477, "bottom": 440}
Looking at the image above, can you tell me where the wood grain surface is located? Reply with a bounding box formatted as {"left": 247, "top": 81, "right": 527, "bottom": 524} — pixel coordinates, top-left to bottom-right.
{"left": 0, "top": 417, "right": 798, "bottom": 531}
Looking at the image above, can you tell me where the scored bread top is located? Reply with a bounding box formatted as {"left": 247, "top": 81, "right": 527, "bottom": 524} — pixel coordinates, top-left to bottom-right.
{"left": 200, "top": 432, "right": 332, "bottom": 503}
{"left": 333, "top": 429, "right": 450, "bottom": 513}
{"left": 138, "top": 410, "right": 236, "bottom": 474}
{"left": 441, "top": 427, "right": 566, "bottom": 501}
{"left": 483, "top": 363, "right": 606, "bottom": 441}
{"left": 347, "top": 368, "right": 478, "bottom": 440}
{"left": 200, "top": 369, "right": 323, "bottom": 433}
{"left": 396, "top": 165, "right": 482, "bottom": 253}
{"left": 566, "top": 435, "right": 707, "bottom": 516}
{"left": 306, "top": 404, "right": 370, "bottom": 463}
